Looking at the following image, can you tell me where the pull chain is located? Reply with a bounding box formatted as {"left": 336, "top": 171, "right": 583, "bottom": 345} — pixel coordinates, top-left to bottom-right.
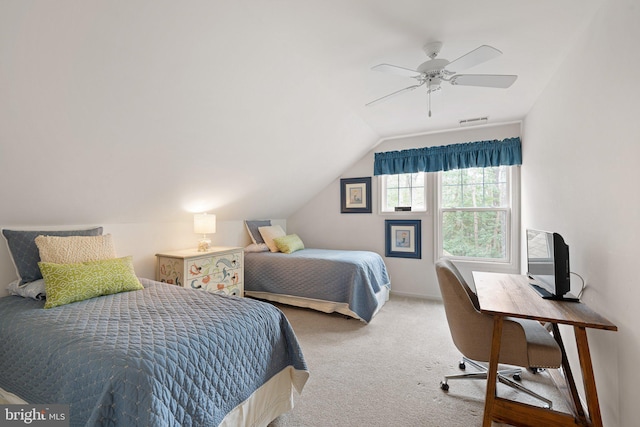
{"left": 428, "top": 79, "right": 432, "bottom": 117}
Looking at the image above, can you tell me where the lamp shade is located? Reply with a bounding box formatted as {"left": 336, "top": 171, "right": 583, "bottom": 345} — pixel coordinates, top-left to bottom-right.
{"left": 194, "top": 213, "right": 216, "bottom": 234}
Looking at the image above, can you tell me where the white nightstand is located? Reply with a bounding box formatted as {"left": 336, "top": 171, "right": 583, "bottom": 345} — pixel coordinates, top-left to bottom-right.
{"left": 155, "top": 246, "right": 244, "bottom": 297}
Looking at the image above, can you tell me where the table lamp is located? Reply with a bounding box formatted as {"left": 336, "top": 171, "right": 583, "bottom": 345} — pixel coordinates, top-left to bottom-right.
{"left": 194, "top": 213, "right": 216, "bottom": 252}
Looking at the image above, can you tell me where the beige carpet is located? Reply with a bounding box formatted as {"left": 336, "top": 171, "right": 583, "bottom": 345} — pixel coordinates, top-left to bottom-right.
{"left": 269, "top": 296, "right": 570, "bottom": 427}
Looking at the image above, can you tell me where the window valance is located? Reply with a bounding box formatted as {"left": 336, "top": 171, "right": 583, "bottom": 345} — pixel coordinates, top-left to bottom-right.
{"left": 373, "top": 137, "right": 522, "bottom": 175}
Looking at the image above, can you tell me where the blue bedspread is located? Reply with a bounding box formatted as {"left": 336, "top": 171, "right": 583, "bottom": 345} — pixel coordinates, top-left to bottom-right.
{"left": 0, "top": 278, "right": 308, "bottom": 426}
{"left": 244, "top": 249, "right": 391, "bottom": 323}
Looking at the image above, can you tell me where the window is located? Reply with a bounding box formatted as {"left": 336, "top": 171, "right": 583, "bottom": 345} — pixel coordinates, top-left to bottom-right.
{"left": 437, "top": 165, "right": 517, "bottom": 261}
{"left": 379, "top": 172, "right": 427, "bottom": 213}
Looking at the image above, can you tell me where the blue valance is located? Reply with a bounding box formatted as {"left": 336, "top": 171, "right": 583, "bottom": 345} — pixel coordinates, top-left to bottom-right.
{"left": 373, "top": 137, "right": 522, "bottom": 175}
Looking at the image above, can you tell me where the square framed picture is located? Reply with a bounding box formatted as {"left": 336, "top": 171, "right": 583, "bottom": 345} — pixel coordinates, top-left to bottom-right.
{"left": 340, "top": 177, "right": 372, "bottom": 214}
{"left": 385, "top": 219, "right": 421, "bottom": 259}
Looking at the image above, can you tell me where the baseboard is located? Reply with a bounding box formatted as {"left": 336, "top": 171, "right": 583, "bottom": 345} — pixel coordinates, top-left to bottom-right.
{"left": 389, "top": 290, "right": 442, "bottom": 301}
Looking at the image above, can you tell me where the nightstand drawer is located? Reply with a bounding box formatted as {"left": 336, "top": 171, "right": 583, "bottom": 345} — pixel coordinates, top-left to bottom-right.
{"left": 187, "top": 273, "right": 243, "bottom": 297}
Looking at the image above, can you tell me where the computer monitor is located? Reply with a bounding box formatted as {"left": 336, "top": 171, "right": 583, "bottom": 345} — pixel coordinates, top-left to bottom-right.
{"left": 526, "top": 229, "right": 578, "bottom": 301}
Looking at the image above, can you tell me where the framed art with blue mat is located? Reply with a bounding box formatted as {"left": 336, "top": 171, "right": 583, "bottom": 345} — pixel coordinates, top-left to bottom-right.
{"left": 385, "top": 219, "right": 421, "bottom": 259}
{"left": 340, "top": 177, "right": 372, "bottom": 213}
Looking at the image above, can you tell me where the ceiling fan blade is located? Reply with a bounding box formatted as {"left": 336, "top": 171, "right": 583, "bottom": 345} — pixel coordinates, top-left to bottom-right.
{"left": 450, "top": 74, "right": 517, "bottom": 88}
{"left": 371, "top": 63, "right": 421, "bottom": 78}
{"left": 366, "top": 83, "right": 424, "bottom": 106}
{"left": 445, "top": 45, "right": 502, "bottom": 72}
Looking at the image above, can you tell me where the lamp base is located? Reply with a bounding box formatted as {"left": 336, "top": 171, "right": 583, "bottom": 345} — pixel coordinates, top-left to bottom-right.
{"left": 198, "top": 238, "right": 211, "bottom": 252}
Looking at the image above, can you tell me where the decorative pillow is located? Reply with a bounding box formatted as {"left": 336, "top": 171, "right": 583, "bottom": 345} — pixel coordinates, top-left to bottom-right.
{"left": 2, "top": 227, "right": 103, "bottom": 285}
{"left": 258, "top": 225, "right": 286, "bottom": 252}
{"left": 35, "top": 234, "right": 116, "bottom": 264}
{"left": 245, "top": 220, "right": 271, "bottom": 244}
{"left": 244, "top": 243, "right": 270, "bottom": 253}
{"left": 7, "top": 279, "right": 46, "bottom": 300}
{"left": 273, "top": 234, "right": 305, "bottom": 254}
{"left": 39, "top": 256, "right": 143, "bottom": 309}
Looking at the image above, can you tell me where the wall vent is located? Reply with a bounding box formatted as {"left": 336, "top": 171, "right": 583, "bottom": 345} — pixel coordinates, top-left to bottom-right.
{"left": 459, "top": 116, "right": 488, "bottom": 127}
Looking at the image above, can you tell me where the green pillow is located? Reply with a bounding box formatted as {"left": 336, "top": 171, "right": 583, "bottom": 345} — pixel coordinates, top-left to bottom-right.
{"left": 39, "top": 256, "right": 143, "bottom": 309}
{"left": 273, "top": 234, "right": 305, "bottom": 254}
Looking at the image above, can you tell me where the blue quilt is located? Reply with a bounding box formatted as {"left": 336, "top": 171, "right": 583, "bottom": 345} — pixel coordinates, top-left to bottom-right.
{"left": 0, "top": 278, "right": 308, "bottom": 426}
{"left": 244, "top": 249, "right": 391, "bottom": 323}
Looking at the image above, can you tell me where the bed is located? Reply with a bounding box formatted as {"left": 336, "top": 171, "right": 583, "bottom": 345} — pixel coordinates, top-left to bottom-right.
{"left": 0, "top": 278, "right": 308, "bottom": 426}
{"left": 244, "top": 249, "right": 391, "bottom": 323}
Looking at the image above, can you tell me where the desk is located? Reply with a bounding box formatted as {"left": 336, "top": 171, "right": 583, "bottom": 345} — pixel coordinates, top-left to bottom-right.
{"left": 472, "top": 272, "right": 617, "bottom": 427}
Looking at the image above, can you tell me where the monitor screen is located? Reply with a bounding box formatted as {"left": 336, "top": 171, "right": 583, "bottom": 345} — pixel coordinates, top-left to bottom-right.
{"left": 527, "top": 229, "right": 557, "bottom": 294}
{"left": 526, "top": 229, "right": 572, "bottom": 299}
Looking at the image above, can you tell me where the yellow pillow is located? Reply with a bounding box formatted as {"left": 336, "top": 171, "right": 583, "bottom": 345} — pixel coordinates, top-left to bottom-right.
{"left": 35, "top": 234, "right": 116, "bottom": 264}
{"left": 39, "top": 256, "right": 143, "bottom": 309}
{"left": 273, "top": 234, "right": 305, "bottom": 254}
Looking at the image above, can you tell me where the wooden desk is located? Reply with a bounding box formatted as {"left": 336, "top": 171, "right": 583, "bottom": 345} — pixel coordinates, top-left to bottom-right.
{"left": 472, "top": 272, "right": 617, "bottom": 427}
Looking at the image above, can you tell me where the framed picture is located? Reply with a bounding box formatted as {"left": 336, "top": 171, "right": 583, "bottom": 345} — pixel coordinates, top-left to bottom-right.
{"left": 385, "top": 219, "right": 421, "bottom": 259}
{"left": 340, "top": 177, "right": 372, "bottom": 214}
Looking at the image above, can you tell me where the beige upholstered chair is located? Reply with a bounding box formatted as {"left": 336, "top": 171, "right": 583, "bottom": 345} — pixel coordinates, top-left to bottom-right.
{"left": 435, "top": 259, "right": 562, "bottom": 408}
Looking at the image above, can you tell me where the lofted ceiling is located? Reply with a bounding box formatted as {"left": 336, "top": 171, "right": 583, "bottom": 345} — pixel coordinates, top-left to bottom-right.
{"left": 0, "top": 1, "right": 604, "bottom": 225}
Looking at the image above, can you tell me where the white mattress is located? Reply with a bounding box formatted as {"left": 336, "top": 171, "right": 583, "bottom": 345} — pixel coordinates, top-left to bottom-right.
{"left": 245, "top": 285, "right": 390, "bottom": 322}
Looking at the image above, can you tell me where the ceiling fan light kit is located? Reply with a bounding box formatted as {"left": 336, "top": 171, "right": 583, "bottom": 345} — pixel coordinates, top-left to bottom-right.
{"left": 367, "top": 41, "right": 518, "bottom": 117}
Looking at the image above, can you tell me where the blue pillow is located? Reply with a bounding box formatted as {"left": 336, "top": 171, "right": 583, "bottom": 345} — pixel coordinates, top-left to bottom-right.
{"left": 2, "top": 227, "right": 103, "bottom": 285}
{"left": 244, "top": 220, "right": 271, "bottom": 244}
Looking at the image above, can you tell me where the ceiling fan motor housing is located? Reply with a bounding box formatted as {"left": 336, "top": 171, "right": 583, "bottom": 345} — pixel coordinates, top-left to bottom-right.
{"left": 417, "top": 58, "right": 450, "bottom": 77}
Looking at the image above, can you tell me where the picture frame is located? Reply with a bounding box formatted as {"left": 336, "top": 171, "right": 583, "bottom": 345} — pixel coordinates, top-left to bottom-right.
{"left": 385, "top": 219, "right": 421, "bottom": 259}
{"left": 340, "top": 177, "right": 372, "bottom": 214}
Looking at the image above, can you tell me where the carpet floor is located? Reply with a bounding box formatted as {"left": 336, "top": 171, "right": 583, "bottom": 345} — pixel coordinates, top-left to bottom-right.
{"left": 269, "top": 295, "right": 569, "bottom": 427}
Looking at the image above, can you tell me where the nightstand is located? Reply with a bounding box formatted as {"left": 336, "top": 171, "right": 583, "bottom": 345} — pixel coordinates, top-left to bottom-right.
{"left": 155, "top": 246, "right": 244, "bottom": 297}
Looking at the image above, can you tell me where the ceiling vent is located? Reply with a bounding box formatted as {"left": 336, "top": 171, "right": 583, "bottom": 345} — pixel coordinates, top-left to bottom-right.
{"left": 459, "top": 116, "right": 488, "bottom": 127}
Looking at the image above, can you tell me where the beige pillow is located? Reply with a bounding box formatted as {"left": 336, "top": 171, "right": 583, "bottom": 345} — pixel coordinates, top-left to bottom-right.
{"left": 258, "top": 225, "right": 286, "bottom": 252}
{"left": 35, "top": 234, "right": 117, "bottom": 264}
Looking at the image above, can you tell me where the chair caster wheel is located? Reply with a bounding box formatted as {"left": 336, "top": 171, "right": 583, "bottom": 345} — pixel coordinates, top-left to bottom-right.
{"left": 458, "top": 361, "right": 466, "bottom": 370}
{"left": 513, "top": 373, "right": 521, "bottom": 381}
{"left": 440, "top": 381, "right": 449, "bottom": 391}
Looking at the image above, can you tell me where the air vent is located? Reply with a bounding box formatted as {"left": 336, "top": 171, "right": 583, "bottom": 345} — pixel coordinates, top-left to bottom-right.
{"left": 459, "top": 117, "right": 488, "bottom": 127}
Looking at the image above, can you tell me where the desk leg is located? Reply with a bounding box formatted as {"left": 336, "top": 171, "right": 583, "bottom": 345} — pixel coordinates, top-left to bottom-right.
{"left": 575, "top": 326, "right": 603, "bottom": 427}
{"left": 483, "top": 315, "right": 503, "bottom": 427}
{"left": 551, "top": 323, "right": 588, "bottom": 424}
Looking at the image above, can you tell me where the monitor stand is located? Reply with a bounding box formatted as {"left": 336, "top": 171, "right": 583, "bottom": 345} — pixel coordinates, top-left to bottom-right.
{"left": 529, "top": 283, "right": 580, "bottom": 302}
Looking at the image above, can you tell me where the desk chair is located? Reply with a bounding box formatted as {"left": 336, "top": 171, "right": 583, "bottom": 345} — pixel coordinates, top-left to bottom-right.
{"left": 435, "top": 259, "right": 562, "bottom": 408}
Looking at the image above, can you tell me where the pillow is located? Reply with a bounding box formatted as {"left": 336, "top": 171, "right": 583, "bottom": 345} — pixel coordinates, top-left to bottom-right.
{"left": 39, "top": 256, "right": 143, "bottom": 309}
{"left": 35, "top": 234, "right": 116, "bottom": 264}
{"left": 244, "top": 243, "right": 270, "bottom": 253}
{"left": 2, "top": 227, "right": 103, "bottom": 285}
{"left": 258, "top": 225, "right": 286, "bottom": 252}
{"left": 7, "top": 279, "right": 46, "bottom": 300}
{"left": 245, "top": 220, "right": 271, "bottom": 244}
{"left": 273, "top": 234, "right": 305, "bottom": 254}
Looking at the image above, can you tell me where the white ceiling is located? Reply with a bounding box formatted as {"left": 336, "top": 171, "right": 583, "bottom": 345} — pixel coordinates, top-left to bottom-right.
{"left": 326, "top": 0, "right": 605, "bottom": 137}
{"left": 0, "top": 1, "right": 605, "bottom": 224}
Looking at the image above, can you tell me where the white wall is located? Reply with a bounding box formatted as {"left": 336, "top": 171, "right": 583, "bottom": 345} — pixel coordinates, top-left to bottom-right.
{"left": 521, "top": 2, "right": 639, "bottom": 425}
{"left": 0, "top": 219, "right": 284, "bottom": 297}
{"left": 288, "top": 122, "right": 521, "bottom": 299}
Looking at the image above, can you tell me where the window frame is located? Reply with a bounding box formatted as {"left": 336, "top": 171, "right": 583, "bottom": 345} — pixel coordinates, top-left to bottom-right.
{"left": 434, "top": 165, "right": 520, "bottom": 266}
{"left": 378, "top": 172, "right": 429, "bottom": 215}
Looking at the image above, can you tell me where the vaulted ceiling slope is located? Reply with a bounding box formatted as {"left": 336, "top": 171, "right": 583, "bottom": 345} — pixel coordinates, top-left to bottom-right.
{"left": 0, "top": 1, "right": 604, "bottom": 225}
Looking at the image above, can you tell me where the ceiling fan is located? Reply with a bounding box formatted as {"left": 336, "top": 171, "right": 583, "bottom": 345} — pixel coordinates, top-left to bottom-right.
{"left": 366, "top": 41, "right": 518, "bottom": 117}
